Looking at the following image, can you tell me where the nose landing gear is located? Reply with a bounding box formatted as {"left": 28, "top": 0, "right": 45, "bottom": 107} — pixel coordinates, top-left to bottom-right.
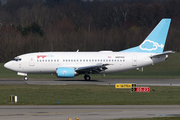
{"left": 17, "top": 72, "right": 28, "bottom": 81}
{"left": 24, "top": 76, "right": 28, "bottom": 81}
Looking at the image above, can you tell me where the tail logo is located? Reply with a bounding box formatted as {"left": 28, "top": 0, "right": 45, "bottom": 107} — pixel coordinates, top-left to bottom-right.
{"left": 139, "top": 40, "right": 164, "bottom": 51}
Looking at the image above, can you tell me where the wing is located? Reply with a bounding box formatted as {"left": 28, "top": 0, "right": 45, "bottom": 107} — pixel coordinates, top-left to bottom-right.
{"left": 75, "top": 63, "right": 111, "bottom": 74}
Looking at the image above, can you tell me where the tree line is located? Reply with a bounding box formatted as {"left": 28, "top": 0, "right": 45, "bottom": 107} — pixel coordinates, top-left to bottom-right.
{"left": 0, "top": 0, "right": 180, "bottom": 62}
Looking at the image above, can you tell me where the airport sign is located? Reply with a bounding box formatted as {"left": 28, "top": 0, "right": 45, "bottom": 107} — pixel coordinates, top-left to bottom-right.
{"left": 115, "top": 83, "right": 136, "bottom": 88}
{"left": 131, "top": 87, "right": 150, "bottom": 92}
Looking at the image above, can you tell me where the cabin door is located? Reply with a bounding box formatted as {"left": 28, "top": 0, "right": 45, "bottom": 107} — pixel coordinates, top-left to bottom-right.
{"left": 132, "top": 55, "right": 137, "bottom": 66}
{"left": 29, "top": 56, "right": 35, "bottom": 66}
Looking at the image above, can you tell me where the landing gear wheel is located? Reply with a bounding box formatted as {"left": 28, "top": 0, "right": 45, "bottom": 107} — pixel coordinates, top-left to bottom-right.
{"left": 24, "top": 76, "right": 28, "bottom": 81}
{"left": 84, "top": 75, "right": 91, "bottom": 81}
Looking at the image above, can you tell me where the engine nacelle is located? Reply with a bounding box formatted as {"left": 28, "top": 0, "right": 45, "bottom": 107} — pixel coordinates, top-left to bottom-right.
{"left": 56, "top": 67, "right": 77, "bottom": 78}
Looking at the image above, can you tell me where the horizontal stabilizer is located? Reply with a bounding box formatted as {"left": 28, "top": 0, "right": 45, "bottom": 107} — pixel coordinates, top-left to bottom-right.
{"left": 150, "top": 51, "right": 175, "bottom": 58}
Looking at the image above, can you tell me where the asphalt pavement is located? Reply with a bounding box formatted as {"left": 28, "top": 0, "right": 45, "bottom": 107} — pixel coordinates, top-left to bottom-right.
{"left": 0, "top": 105, "right": 180, "bottom": 120}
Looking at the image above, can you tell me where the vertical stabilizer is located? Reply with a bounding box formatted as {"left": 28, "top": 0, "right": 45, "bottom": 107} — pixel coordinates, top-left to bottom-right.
{"left": 121, "top": 19, "right": 171, "bottom": 53}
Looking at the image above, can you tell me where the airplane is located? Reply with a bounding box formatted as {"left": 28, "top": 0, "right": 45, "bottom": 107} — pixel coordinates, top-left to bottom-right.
{"left": 4, "top": 18, "right": 174, "bottom": 81}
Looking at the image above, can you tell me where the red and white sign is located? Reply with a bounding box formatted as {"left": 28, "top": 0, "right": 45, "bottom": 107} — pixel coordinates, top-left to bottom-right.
{"left": 136, "top": 87, "right": 150, "bottom": 92}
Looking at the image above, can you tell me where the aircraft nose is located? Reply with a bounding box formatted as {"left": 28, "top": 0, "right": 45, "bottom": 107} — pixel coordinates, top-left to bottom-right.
{"left": 4, "top": 61, "right": 19, "bottom": 72}
{"left": 4, "top": 62, "right": 11, "bottom": 70}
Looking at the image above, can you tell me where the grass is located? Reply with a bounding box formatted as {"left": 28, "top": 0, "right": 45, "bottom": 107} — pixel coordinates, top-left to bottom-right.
{"left": 0, "top": 85, "right": 180, "bottom": 105}
{"left": 1, "top": 53, "right": 180, "bottom": 79}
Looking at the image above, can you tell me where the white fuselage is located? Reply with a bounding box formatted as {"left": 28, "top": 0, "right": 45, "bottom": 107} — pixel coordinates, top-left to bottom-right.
{"left": 4, "top": 51, "right": 167, "bottom": 74}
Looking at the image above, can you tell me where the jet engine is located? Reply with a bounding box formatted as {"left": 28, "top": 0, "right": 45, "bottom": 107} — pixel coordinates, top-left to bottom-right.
{"left": 56, "top": 67, "right": 78, "bottom": 78}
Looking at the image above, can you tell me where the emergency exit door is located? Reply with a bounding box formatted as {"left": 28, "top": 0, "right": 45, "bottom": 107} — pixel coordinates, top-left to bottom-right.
{"left": 132, "top": 55, "right": 137, "bottom": 66}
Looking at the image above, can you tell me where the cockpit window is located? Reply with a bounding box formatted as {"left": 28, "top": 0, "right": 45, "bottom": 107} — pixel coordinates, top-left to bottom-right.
{"left": 13, "top": 57, "right": 22, "bottom": 61}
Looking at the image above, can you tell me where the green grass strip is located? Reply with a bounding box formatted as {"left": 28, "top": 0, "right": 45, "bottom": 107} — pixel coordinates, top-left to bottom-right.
{"left": 0, "top": 85, "right": 180, "bottom": 105}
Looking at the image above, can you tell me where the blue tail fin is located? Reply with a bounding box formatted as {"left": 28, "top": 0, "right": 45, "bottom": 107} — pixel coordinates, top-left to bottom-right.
{"left": 121, "top": 19, "right": 171, "bottom": 53}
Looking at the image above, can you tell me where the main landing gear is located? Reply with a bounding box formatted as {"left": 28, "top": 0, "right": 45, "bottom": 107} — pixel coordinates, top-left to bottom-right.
{"left": 84, "top": 75, "right": 91, "bottom": 81}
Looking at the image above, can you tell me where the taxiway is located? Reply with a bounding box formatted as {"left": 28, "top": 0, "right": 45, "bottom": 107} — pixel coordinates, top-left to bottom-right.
{"left": 0, "top": 79, "right": 180, "bottom": 86}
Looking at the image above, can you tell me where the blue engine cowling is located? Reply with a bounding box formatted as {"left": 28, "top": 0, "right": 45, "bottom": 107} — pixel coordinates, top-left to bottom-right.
{"left": 56, "top": 67, "right": 75, "bottom": 78}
